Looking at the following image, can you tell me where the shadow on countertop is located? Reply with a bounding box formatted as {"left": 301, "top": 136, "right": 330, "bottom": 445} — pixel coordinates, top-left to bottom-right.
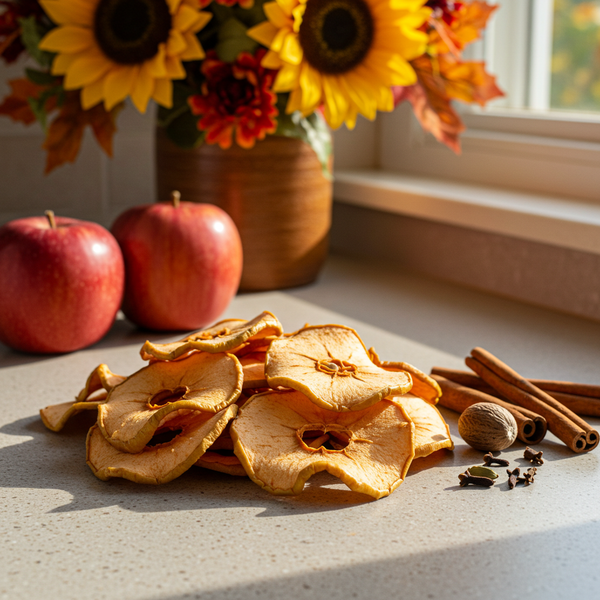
{"left": 0, "top": 315, "right": 182, "bottom": 369}
{"left": 0, "top": 413, "right": 377, "bottom": 517}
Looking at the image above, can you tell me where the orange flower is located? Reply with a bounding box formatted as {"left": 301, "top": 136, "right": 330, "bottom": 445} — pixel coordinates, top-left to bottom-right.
{"left": 188, "top": 50, "right": 278, "bottom": 149}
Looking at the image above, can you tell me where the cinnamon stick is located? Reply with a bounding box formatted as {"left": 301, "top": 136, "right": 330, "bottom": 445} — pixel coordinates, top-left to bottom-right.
{"left": 433, "top": 375, "right": 547, "bottom": 445}
{"left": 467, "top": 349, "right": 599, "bottom": 453}
{"left": 432, "top": 367, "right": 600, "bottom": 408}
{"left": 544, "top": 390, "right": 600, "bottom": 418}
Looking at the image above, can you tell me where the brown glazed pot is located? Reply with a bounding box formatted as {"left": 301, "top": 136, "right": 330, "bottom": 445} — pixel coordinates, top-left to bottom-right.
{"left": 155, "top": 128, "right": 332, "bottom": 292}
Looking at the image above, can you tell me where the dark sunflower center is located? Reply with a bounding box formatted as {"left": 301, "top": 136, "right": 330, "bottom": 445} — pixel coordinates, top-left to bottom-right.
{"left": 299, "top": 0, "right": 374, "bottom": 74}
{"left": 94, "top": 0, "right": 172, "bottom": 64}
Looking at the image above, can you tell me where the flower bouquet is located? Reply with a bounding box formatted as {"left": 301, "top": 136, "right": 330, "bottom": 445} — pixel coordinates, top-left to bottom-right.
{"left": 0, "top": 0, "right": 502, "bottom": 174}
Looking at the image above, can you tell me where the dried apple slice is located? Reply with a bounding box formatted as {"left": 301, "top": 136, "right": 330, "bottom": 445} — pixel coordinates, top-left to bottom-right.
{"left": 391, "top": 394, "right": 453, "bottom": 458}
{"left": 369, "top": 348, "right": 441, "bottom": 404}
{"left": 139, "top": 311, "right": 283, "bottom": 361}
{"left": 98, "top": 352, "right": 242, "bottom": 453}
{"left": 240, "top": 352, "right": 268, "bottom": 389}
{"left": 40, "top": 364, "right": 126, "bottom": 432}
{"left": 195, "top": 452, "right": 247, "bottom": 476}
{"left": 87, "top": 404, "right": 238, "bottom": 484}
{"left": 265, "top": 325, "right": 412, "bottom": 411}
{"left": 231, "top": 389, "right": 415, "bottom": 499}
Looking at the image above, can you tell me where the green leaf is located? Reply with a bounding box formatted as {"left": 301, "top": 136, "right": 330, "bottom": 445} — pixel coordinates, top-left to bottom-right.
{"left": 25, "top": 68, "right": 56, "bottom": 86}
{"left": 18, "top": 17, "right": 54, "bottom": 68}
{"left": 275, "top": 107, "right": 333, "bottom": 179}
{"left": 234, "top": 0, "right": 268, "bottom": 28}
{"left": 216, "top": 17, "right": 258, "bottom": 63}
{"left": 26, "top": 85, "right": 62, "bottom": 130}
{"left": 164, "top": 109, "right": 205, "bottom": 149}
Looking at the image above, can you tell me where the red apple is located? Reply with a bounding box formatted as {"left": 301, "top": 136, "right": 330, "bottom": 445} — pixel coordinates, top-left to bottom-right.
{"left": 0, "top": 211, "right": 125, "bottom": 354}
{"left": 111, "top": 192, "right": 243, "bottom": 331}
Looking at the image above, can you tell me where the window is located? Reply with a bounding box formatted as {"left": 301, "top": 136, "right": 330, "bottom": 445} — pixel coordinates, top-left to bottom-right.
{"left": 369, "top": 0, "right": 600, "bottom": 203}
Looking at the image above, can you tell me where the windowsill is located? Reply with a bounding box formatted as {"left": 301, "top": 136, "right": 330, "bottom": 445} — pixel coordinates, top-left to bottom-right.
{"left": 333, "top": 169, "right": 600, "bottom": 256}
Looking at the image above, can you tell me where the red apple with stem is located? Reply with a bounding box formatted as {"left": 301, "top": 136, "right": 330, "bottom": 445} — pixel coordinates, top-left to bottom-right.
{"left": 111, "top": 191, "right": 243, "bottom": 331}
{"left": 0, "top": 211, "right": 125, "bottom": 353}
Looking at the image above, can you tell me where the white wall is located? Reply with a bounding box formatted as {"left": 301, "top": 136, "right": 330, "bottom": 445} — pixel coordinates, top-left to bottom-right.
{"left": 0, "top": 59, "right": 155, "bottom": 228}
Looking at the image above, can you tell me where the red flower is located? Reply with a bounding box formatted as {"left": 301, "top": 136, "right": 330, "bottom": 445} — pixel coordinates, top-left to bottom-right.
{"left": 0, "top": 0, "right": 46, "bottom": 63}
{"left": 426, "top": 0, "right": 463, "bottom": 25}
{"left": 188, "top": 50, "right": 278, "bottom": 150}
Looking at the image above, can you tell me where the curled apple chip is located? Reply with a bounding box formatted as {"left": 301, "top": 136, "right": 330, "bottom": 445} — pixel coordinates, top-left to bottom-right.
{"left": 391, "top": 394, "right": 453, "bottom": 458}
{"left": 195, "top": 452, "right": 247, "bottom": 477}
{"left": 240, "top": 353, "right": 268, "bottom": 389}
{"left": 231, "top": 389, "right": 415, "bottom": 499}
{"left": 265, "top": 325, "right": 413, "bottom": 412}
{"left": 40, "top": 364, "right": 126, "bottom": 432}
{"left": 87, "top": 404, "right": 238, "bottom": 484}
{"left": 139, "top": 311, "right": 283, "bottom": 361}
{"left": 98, "top": 352, "right": 243, "bottom": 453}
{"left": 369, "top": 348, "right": 441, "bottom": 404}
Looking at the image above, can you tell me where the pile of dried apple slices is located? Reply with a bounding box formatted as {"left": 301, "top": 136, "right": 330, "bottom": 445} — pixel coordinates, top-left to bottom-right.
{"left": 40, "top": 311, "right": 453, "bottom": 499}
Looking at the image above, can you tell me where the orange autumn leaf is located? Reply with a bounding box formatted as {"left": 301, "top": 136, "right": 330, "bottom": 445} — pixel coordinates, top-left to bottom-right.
{"left": 0, "top": 78, "right": 56, "bottom": 125}
{"left": 436, "top": 55, "right": 504, "bottom": 106}
{"left": 395, "top": 55, "right": 466, "bottom": 153}
{"left": 429, "top": 1, "right": 498, "bottom": 55}
{"left": 43, "top": 93, "right": 118, "bottom": 173}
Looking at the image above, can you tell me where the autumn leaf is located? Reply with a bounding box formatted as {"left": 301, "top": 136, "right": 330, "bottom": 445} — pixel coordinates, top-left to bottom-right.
{"left": 0, "top": 77, "right": 55, "bottom": 124}
{"left": 435, "top": 54, "right": 504, "bottom": 106}
{"left": 429, "top": 1, "right": 498, "bottom": 55}
{"left": 394, "top": 60, "right": 465, "bottom": 153}
{"left": 43, "top": 92, "right": 119, "bottom": 173}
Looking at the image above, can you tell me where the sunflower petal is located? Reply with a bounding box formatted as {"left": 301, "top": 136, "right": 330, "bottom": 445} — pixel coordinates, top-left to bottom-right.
{"left": 81, "top": 78, "right": 105, "bottom": 109}
{"left": 276, "top": 0, "right": 297, "bottom": 18}
{"left": 130, "top": 64, "right": 155, "bottom": 113}
{"left": 280, "top": 30, "right": 302, "bottom": 65}
{"left": 147, "top": 45, "right": 168, "bottom": 78}
{"left": 167, "top": 0, "right": 184, "bottom": 14}
{"left": 166, "top": 29, "right": 187, "bottom": 57}
{"left": 174, "top": 5, "right": 209, "bottom": 33}
{"left": 286, "top": 86, "right": 304, "bottom": 114}
{"left": 261, "top": 49, "right": 283, "bottom": 69}
{"left": 64, "top": 51, "right": 112, "bottom": 90}
{"left": 264, "top": 2, "right": 291, "bottom": 27}
{"left": 247, "top": 21, "right": 278, "bottom": 48}
{"left": 165, "top": 56, "right": 186, "bottom": 79}
{"left": 40, "top": 0, "right": 94, "bottom": 26}
{"left": 39, "top": 26, "right": 94, "bottom": 53}
{"left": 180, "top": 32, "right": 205, "bottom": 60}
{"left": 152, "top": 78, "right": 173, "bottom": 108}
{"left": 103, "top": 66, "right": 135, "bottom": 111}
{"left": 298, "top": 64, "right": 322, "bottom": 113}
{"left": 273, "top": 62, "right": 300, "bottom": 92}
{"left": 51, "top": 52, "right": 77, "bottom": 75}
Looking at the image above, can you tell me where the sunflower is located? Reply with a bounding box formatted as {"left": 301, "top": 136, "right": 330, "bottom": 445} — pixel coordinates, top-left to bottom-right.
{"left": 38, "top": 0, "right": 211, "bottom": 112}
{"left": 248, "top": 0, "right": 431, "bottom": 129}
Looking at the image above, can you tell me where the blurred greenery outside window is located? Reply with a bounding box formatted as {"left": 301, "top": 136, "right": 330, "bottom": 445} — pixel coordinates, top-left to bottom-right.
{"left": 552, "top": 0, "right": 600, "bottom": 112}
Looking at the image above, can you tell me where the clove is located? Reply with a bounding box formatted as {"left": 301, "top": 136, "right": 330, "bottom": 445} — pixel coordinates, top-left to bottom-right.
{"left": 507, "top": 467, "right": 521, "bottom": 489}
{"left": 458, "top": 470, "right": 495, "bottom": 487}
{"left": 524, "top": 447, "right": 544, "bottom": 465}
{"left": 521, "top": 467, "right": 537, "bottom": 486}
{"left": 483, "top": 452, "right": 510, "bottom": 467}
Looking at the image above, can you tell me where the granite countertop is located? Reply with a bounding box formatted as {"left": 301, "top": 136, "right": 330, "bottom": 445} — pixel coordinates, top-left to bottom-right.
{"left": 2, "top": 254, "right": 600, "bottom": 600}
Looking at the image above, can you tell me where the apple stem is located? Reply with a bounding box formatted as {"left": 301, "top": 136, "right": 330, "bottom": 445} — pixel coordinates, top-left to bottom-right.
{"left": 170, "top": 190, "right": 181, "bottom": 208}
{"left": 45, "top": 210, "right": 57, "bottom": 229}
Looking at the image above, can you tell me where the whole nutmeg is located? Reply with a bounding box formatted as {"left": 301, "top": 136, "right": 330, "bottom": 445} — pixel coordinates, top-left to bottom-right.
{"left": 458, "top": 402, "right": 518, "bottom": 451}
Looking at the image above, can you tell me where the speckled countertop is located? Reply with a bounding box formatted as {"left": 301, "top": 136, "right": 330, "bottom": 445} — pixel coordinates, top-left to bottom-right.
{"left": 2, "top": 255, "right": 600, "bottom": 600}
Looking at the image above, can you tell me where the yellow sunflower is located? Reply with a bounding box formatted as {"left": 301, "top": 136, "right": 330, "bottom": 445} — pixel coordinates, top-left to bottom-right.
{"left": 39, "top": 0, "right": 211, "bottom": 112}
{"left": 248, "top": 0, "right": 430, "bottom": 128}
